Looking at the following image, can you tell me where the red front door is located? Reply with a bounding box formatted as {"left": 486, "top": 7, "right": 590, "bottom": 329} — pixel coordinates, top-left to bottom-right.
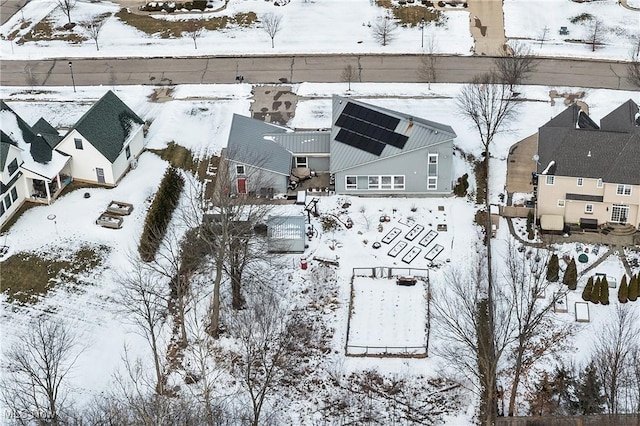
{"left": 237, "top": 177, "right": 247, "bottom": 194}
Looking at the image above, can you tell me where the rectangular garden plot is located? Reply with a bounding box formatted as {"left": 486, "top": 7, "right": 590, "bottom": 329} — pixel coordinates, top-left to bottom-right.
{"left": 107, "top": 201, "right": 134, "bottom": 216}
{"left": 575, "top": 302, "right": 590, "bottom": 323}
{"left": 382, "top": 227, "right": 402, "bottom": 244}
{"left": 418, "top": 230, "right": 438, "bottom": 247}
{"left": 96, "top": 213, "right": 123, "bottom": 229}
{"left": 388, "top": 241, "right": 407, "bottom": 258}
{"left": 402, "top": 246, "right": 422, "bottom": 264}
{"left": 425, "top": 244, "right": 444, "bottom": 261}
{"left": 404, "top": 224, "right": 424, "bottom": 241}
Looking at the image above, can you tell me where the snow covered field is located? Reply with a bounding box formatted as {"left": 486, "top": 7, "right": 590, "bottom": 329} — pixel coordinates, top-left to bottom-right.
{"left": 0, "top": 0, "right": 637, "bottom": 61}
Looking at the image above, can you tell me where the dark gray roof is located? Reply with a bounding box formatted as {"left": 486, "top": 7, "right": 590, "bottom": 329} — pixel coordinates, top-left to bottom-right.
{"left": 267, "top": 131, "right": 330, "bottom": 154}
{"left": 1, "top": 101, "right": 53, "bottom": 165}
{"left": 566, "top": 193, "right": 604, "bottom": 202}
{"left": 67, "top": 90, "right": 144, "bottom": 163}
{"left": 537, "top": 101, "right": 640, "bottom": 185}
{"left": 0, "top": 137, "right": 16, "bottom": 169}
{"left": 32, "top": 117, "right": 62, "bottom": 149}
{"left": 226, "top": 114, "right": 292, "bottom": 176}
{"left": 330, "top": 96, "right": 457, "bottom": 172}
{"left": 600, "top": 99, "right": 640, "bottom": 133}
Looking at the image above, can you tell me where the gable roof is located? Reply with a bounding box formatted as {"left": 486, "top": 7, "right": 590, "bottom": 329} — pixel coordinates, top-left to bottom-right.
{"left": 600, "top": 99, "right": 640, "bottom": 133}
{"left": 66, "top": 90, "right": 144, "bottom": 163}
{"left": 32, "top": 117, "right": 62, "bottom": 149}
{"left": 1, "top": 101, "right": 53, "bottom": 165}
{"left": 537, "top": 100, "right": 640, "bottom": 185}
{"left": 266, "top": 131, "right": 330, "bottom": 154}
{"left": 330, "top": 96, "right": 456, "bottom": 172}
{"left": 225, "top": 114, "right": 292, "bottom": 176}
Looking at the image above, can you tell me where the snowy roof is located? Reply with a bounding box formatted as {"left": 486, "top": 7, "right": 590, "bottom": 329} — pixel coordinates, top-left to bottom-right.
{"left": 329, "top": 96, "right": 456, "bottom": 173}
{"left": 226, "top": 114, "right": 292, "bottom": 176}
{"left": 66, "top": 90, "right": 144, "bottom": 163}
{"left": 267, "top": 215, "right": 305, "bottom": 240}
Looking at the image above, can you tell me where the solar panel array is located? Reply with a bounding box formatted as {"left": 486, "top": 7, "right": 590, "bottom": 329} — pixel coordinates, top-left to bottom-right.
{"left": 335, "top": 102, "right": 409, "bottom": 156}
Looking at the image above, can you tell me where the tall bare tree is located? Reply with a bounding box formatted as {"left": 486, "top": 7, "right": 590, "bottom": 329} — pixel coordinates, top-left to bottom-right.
{"left": 82, "top": 16, "right": 107, "bottom": 51}
{"left": 56, "top": 0, "right": 77, "bottom": 25}
{"left": 502, "top": 241, "right": 574, "bottom": 416}
{"left": 586, "top": 17, "right": 604, "bottom": 52}
{"left": 116, "top": 258, "right": 169, "bottom": 395}
{"left": 1, "top": 317, "right": 83, "bottom": 425}
{"left": 262, "top": 13, "right": 282, "bottom": 49}
{"left": 341, "top": 64, "right": 357, "bottom": 91}
{"left": 372, "top": 15, "right": 397, "bottom": 46}
{"left": 418, "top": 31, "right": 439, "bottom": 90}
{"left": 432, "top": 252, "right": 515, "bottom": 426}
{"left": 627, "top": 36, "right": 640, "bottom": 88}
{"left": 494, "top": 41, "right": 538, "bottom": 90}
{"left": 592, "top": 304, "right": 639, "bottom": 418}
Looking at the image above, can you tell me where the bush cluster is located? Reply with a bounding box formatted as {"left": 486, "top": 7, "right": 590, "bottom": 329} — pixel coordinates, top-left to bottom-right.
{"left": 581, "top": 276, "right": 610, "bottom": 305}
{"left": 452, "top": 173, "right": 469, "bottom": 197}
{"left": 546, "top": 253, "right": 559, "bottom": 282}
{"left": 140, "top": 0, "right": 209, "bottom": 13}
{"left": 139, "top": 167, "right": 185, "bottom": 262}
{"left": 562, "top": 257, "right": 577, "bottom": 290}
{"left": 618, "top": 273, "right": 639, "bottom": 303}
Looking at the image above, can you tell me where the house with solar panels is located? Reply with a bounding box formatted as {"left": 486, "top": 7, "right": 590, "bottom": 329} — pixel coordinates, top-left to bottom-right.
{"left": 224, "top": 96, "right": 456, "bottom": 197}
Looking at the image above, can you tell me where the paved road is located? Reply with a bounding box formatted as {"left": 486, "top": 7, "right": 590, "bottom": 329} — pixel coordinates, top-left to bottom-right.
{"left": 0, "top": 55, "right": 634, "bottom": 90}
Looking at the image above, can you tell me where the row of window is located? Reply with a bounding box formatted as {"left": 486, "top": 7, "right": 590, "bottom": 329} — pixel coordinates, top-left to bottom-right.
{"left": 346, "top": 175, "right": 406, "bottom": 190}
{"left": 545, "top": 176, "right": 632, "bottom": 196}
{"left": 557, "top": 199, "right": 594, "bottom": 213}
{"left": 0, "top": 187, "right": 19, "bottom": 217}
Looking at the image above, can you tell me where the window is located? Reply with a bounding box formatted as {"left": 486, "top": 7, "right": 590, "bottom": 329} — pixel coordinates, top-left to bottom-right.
{"left": 0, "top": 201, "right": 4, "bottom": 216}
{"left": 125, "top": 145, "right": 131, "bottom": 159}
{"left": 380, "top": 176, "right": 392, "bottom": 189}
{"left": 295, "top": 156, "right": 308, "bottom": 168}
{"left": 74, "top": 138, "right": 83, "bottom": 150}
{"left": 428, "top": 153, "right": 438, "bottom": 176}
{"left": 557, "top": 199, "right": 565, "bottom": 207}
{"left": 546, "top": 175, "right": 555, "bottom": 185}
{"left": 7, "top": 158, "right": 18, "bottom": 176}
{"left": 4, "top": 194, "right": 11, "bottom": 210}
{"left": 10, "top": 187, "right": 17, "bottom": 202}
{"left": 577, "top": 177, "right": 583, "bottom": 187}
{"left": 368, "top": 176, "right": 379, "bottom": 189}
{"left": 346, "top": 176, "right": 357, "bottom": 190}
{"left": 585, "top": 204, "right": 594, "bottom": 214}
{"left": 616, "top": 184, "right": 631, "bottom": 196}
{"left": 393, "top": 176, "right": 405, "bottom": 190}
{"left": 236, "top": 165, "right": 245, "bottom": 175}
{"left": 427, "top": 177, "right": 437, "bottom": 190}
{"left": 597, "top": 178, "right": 603, "bottom": 188}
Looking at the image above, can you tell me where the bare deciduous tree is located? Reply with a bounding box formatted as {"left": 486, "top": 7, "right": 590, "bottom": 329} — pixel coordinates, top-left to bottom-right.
{"left": 82, "top": 15, "right": 108, "bottom": 51}
{"left": 418, "top": 31, "right": 439, "bottom": 90}
{"left": 262, "top": 13, "right": 282, "bottom": 49}
{"left": 432, "top": 252, "right": 515, "bottom": 426}
{"left": 341, "top": 64, "right": 357, "bottom": 92}
{"left": 1, "top": 317, "right": 83, "bottom": 425}
{"left": 627, "top": 36, "right": 640, "bottom": 88}
{"left": 592, "top": 304, "right": 639, "bottom": 417}
{"left": 227, "top": 290, "right": 303, "bottom": 426}
{"left": 494, "top": 41, "right": 538, "bottom": 90}
{"left": 586, "top": 17, "right": 605, "bottom": 52}
{"left": 56, "top": 0, "right": 77, "bottom": 25}
{"left": 371, "top": 15, "right": 397, "bottom": 46}
{"left": 502, "top": 241, "right": 574, "bottom": 416}
{"left": 185, "top": 20, "right": 204, "bottom": 50}
{"left": 116, "top": 259, "right": 169, "bottom": 395}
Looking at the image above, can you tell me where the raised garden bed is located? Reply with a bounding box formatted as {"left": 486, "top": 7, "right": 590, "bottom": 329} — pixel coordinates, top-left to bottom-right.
{"left": 107, "top": 201, "right": 134, "bottom": 216}
{"left": 96, "top": 212, "right": 124, "bottom": 229}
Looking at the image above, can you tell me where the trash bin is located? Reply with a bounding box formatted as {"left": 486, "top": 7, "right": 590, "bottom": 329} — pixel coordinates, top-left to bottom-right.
{"left": 300, "top": 256, "right": 307, "bottom": 270}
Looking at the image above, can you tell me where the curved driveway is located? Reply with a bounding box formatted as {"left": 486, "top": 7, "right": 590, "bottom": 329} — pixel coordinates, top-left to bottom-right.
{"left": 0, "top": 54, "right": 634, "bottom": 90}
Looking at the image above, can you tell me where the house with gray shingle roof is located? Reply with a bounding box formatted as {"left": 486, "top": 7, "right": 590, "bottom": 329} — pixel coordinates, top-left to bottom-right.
{"left": 56, "top": 90, "right": 145, "bottom": 186}
{"left": 1, "top": 101, "right": 72, "bottom": 228}
{"left": 535, "top": 99, "right": 640, "bottom": 231}
{"left": 224, "top": 97, "right": 456, "bottom": 197}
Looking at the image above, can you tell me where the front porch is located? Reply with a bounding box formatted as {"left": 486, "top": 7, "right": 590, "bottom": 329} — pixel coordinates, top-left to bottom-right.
{"left": 287, "top": 172, "right": 333, "bottom": 197}
{"left": 26, "top": 170, "right": 72, "bottom": 205}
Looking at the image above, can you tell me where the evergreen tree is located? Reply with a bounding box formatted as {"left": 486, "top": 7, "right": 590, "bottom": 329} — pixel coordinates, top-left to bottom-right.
{"left": 618, "top": 275, "right": 629, "bottom": 303}
{"left": 600, "top": 276, "right": 609, "bottom": 305}
{"left": 574, "top": 362, "right": 604, "bottom": 415}
{"left": 590, "top": 277, "right": 601, "bottom": 304}
{"left": 546, "top": 253, "right": 560, "bottom": 282}
{"left": 527, "top": 372, "right": 558, "bottom": 415}
{"left": 582, "top": 277, "right": 593, "bottom": 302}
{"left": 628, "top": 273, "right": 638, "bottom": 302}
{"left": 563, "top": 258, "right": 578, "bottom": 290}
{"left": 553, "top": 365, "right": 576, "bottom": 415}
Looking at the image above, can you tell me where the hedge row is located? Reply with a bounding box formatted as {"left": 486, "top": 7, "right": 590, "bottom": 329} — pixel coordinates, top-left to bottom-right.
{"left": 139, "top": 167, "right": 185, "bottom": 262}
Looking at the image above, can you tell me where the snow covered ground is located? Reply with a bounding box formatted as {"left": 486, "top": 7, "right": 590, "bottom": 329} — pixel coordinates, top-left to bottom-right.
{"left": 0, "top": 0, "right": 637, "bottom": 61}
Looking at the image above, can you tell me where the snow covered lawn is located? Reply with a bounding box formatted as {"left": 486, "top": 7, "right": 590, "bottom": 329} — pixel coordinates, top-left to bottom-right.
{"left": 347, "top": 276, "right": 428, "bottom": 357}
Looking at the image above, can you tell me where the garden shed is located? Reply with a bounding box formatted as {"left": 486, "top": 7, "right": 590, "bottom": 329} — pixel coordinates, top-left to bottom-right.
{"left": 267, "top": 215, "right": 306, "bottom": 253}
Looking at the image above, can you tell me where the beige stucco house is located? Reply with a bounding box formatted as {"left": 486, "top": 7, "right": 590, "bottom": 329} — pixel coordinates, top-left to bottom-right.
{"left": 535, "top": 100, "right": 640, "bottom": 231}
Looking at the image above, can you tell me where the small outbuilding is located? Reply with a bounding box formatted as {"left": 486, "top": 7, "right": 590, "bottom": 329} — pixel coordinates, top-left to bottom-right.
{"left": 267, "top": 215, "right": 306, "bottom": 253}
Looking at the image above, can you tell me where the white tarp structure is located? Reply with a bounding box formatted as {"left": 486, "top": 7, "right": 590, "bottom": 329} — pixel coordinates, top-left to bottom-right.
{"left": 540, "top": 214, "right": 564, "bottom": 231}
{"left": 267, "top": 215, "right": 306, "bottom": 253}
